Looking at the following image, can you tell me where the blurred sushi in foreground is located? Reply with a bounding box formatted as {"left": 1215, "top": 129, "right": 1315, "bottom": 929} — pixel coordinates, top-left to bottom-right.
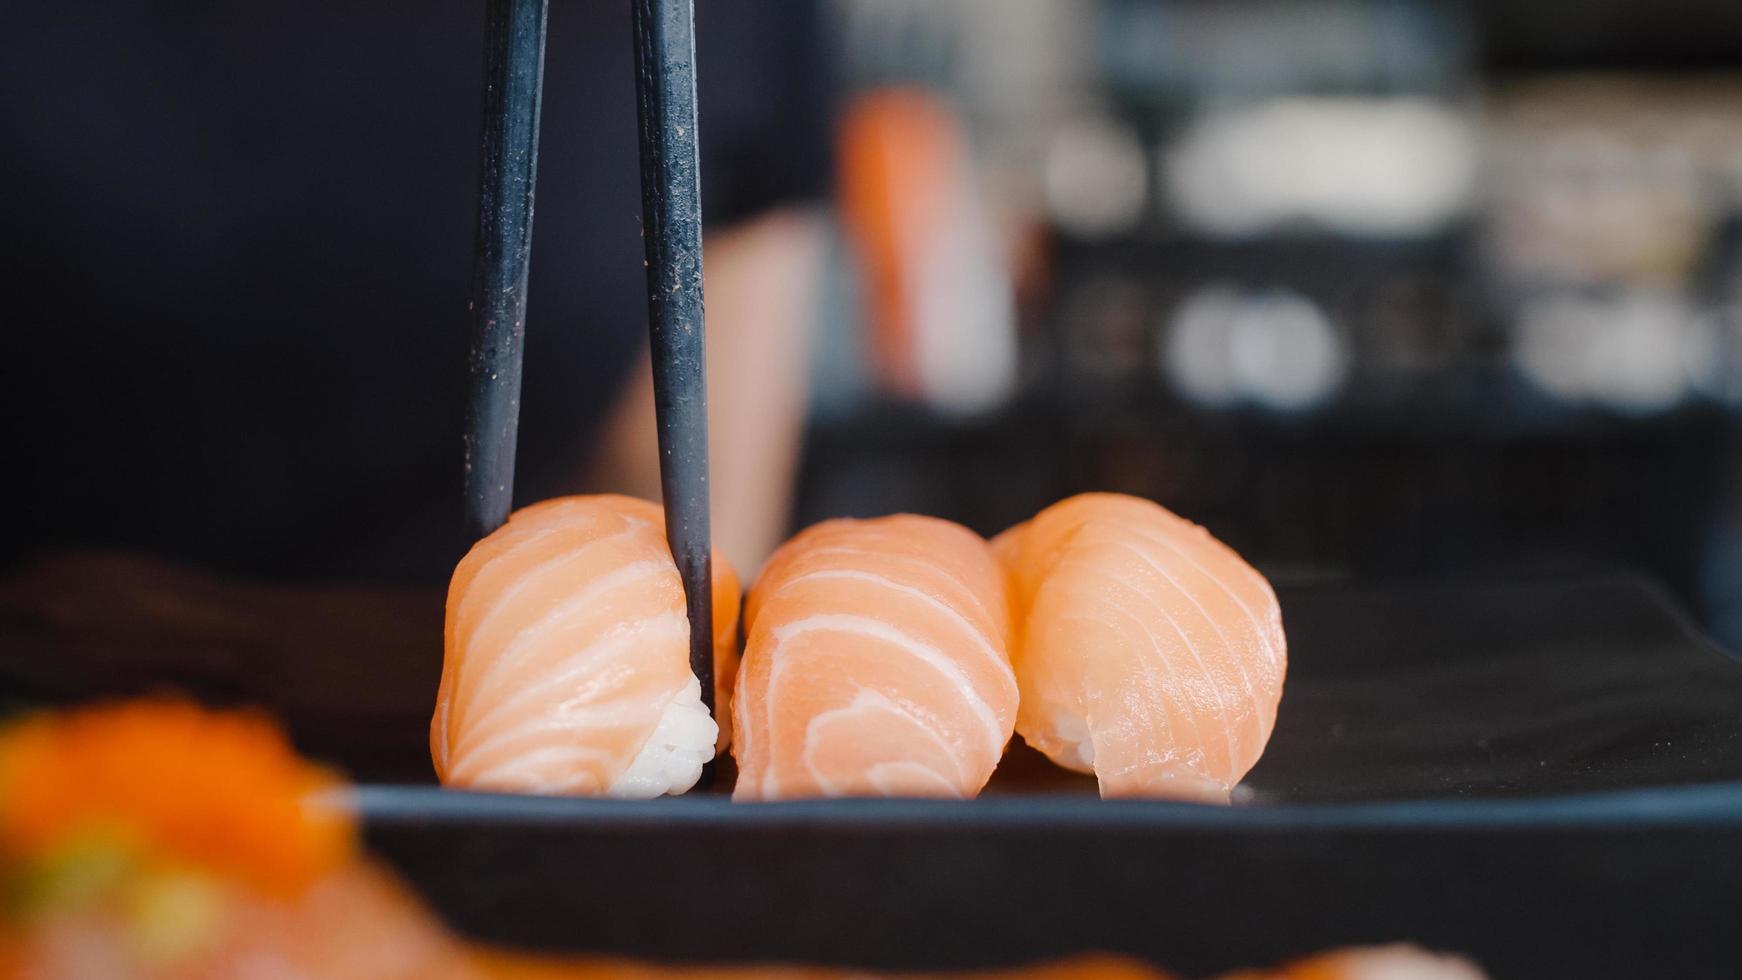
{"left": 0, "top": 700, "right": 1479, "bottom": 979}
{"left": 0, "top": 700, "right": 477, "bottom": 979}
{"left": 1218, "top": 943, "right": 1488, "bottom": 980}
{"left": 478, "top": 952, "right": 1172, "bottom": 979}
{"left": 431, "top": 495, "right": 740, "bottom": 798}
{"left": 732, "top": 514, "right": 1019, "bottom": 800}
{"left": 996, "top": 494, "right": 1287, "bottom": 801}
{"left": 483, "top": 944, "right": 1484, "bottom": 979}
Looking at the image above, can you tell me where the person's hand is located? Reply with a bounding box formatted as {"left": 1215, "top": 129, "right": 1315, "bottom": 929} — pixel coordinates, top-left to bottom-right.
{"left": 587, "top": 207, "right": 827, "bottom": 575}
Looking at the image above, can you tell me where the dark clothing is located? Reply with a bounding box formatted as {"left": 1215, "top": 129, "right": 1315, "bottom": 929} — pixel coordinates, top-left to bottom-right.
{"left": 0, "top": 1, "right": 830, "bottom": 581}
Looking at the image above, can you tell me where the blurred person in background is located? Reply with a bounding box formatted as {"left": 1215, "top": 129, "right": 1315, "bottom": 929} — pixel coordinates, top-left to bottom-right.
{"left": 0, "top": 0, "right": 830, "bottom": 582}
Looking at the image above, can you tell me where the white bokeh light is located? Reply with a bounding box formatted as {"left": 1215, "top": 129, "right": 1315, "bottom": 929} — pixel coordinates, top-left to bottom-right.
{"left": 1163, "top": 283, "right": 1348, "bottom": 410}
{"left": 1164, "top": 97, "right": 1477, "bottom": 238}
{"left": 1230, "top": 290, "right": 1348, "bottom": 410}
{"left": 1045, "top": 115, "right": 1149, "bottom": 239}
{"left": 1514, "top": 291, "right": 1693, "bottom": 413}
{"left": 1163, "top": 285, "right": 1245, "bottom": 408}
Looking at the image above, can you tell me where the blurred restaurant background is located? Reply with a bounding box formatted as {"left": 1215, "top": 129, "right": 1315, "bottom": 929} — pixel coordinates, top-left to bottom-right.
{"left": 10, "top": 0, "right": 1742, "bottom": 649}
{"left": 802, "top": 0, "right": 1742, "bottom": 648}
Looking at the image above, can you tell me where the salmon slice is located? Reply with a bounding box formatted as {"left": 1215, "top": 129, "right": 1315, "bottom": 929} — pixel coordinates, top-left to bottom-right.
{"left": 549, "top": 495, "right": 744, "bottom": 751}
{"left": 430, "top": 495, "right": 740, "bottom": 797}
{"left": 995, "top": 493, "right": 1286, "bottom": 802}
{"left": 731, "top": 515, "right": 1018, "bottom": 800}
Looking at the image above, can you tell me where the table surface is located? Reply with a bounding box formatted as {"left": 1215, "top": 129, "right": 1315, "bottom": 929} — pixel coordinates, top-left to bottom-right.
{"left": 8, "top": 551, "right": 1742, "bottom": 975}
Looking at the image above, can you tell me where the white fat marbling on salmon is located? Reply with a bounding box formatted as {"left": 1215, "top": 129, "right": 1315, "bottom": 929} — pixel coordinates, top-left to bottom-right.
{"left": 732, "top": 515, "right": 1018, "bottom": 801}
{"left": 791, "top": 546, "right": 1002, "bottom": 625}
{"left": 998, "top": 493, "right": 1287, "bottom": 802}
{"left": 430, "top": 496, "right": 731, "bottom": 799}
{"left": 1110, "top": 539, "right": 1249, "bottom": 772}
{"left": 774, "top": 569, "right": 1010, "bottom": 678}
{"left": 802, "top": 689, "right": 965, "bottom": 796}
{"left": 772, "top": 613, "right": 1005, "bottom": 754}
{"left": 465, "top": 558, "right": 668, "bottom": 684}
{"left": 447, "top": 617, "right": 690, "bottom": 769}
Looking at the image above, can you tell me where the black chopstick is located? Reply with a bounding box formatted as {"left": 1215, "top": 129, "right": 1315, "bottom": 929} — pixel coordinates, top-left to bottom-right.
{"left": 464, "top": 0, "right": 550, "bottom": 540}
{"left": 630, "top": 0, "right": 716, "bottom": 737}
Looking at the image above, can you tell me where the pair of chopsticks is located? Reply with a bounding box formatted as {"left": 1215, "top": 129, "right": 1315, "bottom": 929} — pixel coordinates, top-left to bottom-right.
{"left": 462, "top": 0, "right": 716, "bottom": 727}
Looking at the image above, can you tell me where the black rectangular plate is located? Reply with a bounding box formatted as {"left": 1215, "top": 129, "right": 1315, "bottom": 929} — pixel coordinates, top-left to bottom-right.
{"left": 358, "top": 575, "right": 1742, "bottom": 978}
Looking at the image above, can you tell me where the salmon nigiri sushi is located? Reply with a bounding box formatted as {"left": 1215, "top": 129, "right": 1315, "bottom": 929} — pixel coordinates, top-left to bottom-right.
{"left": 431, "top": 495, "right": 740, "bottom": 797}
{"left": 732, "top": 515, "right": 1019, "bottom": 800}
{"left": 995, "top": 493, "right": 1286, "bottom": 802}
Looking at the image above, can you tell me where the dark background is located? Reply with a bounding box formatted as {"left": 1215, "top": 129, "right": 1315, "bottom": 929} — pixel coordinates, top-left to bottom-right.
{"left": 8, "top": 0, "right": 1742, "bottom": 647}
{"left": 793, "top": 0, "right": 1742, "bottom": 652}
{"left": 0, "top": 0, "right": 828, "bottom": 582}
